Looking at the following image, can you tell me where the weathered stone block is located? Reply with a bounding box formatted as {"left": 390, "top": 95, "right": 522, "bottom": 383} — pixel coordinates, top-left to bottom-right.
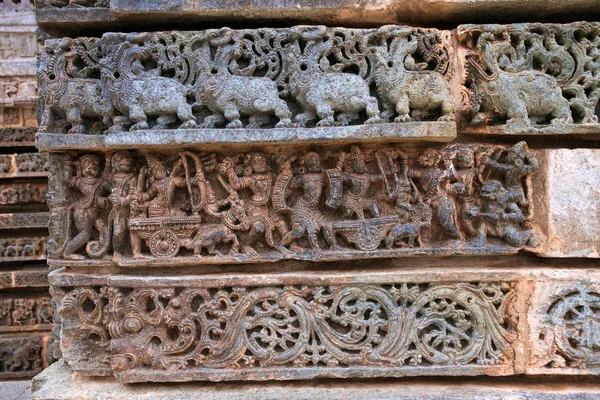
{"left": 532, "top": 149, "right": 600, "bottom": 258}
{"left": 50, "top": 267, "right": 522, "bottom": 381}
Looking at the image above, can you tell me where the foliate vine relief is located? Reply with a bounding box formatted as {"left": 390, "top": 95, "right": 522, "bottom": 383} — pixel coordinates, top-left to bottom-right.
{"left": 460, "top": 22, "right": 600, "bottom": 129}
{"left": 37, "top": 26, "right": 454, "bottom": 134}
{"left": 46, "top": 142, "right": 537, "bottom": 263}
{"left": 54, "top": 281, "right": 516, "bottom": 379}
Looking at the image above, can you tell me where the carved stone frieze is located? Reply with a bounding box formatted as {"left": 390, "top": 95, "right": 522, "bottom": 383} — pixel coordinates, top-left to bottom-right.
{"left": 0, "top": 30, "right": 37, "bottom": 60}
{"left": 51, "top": 270, "right": 518, "bottom": 381}
{"left": 36, "top": 0, "right": 109, "bottom": 8}
{"left": 0, "top": 77, "right": 37, "bottom": 106}
{"left": 0, "top": 152, "right": 49, "bottom": 177}
{"left": 0, "top": 269, "right": 49, "bottom": 289}
{"left": 0, "top": 127, "right": 36, "bottom": 146}
{"left": 0, "top": 212, "right": 50, "bottom": 229}
{"left": 37, "top": 26, "right": 454, "bottom": 135}
{"left": 0, "top": 236, "right": 46, "bottom": 260}
{"left": 458, "top": 22, "right": 600, "bottom": 134}
{"left": 43, "top": 142, "right": 538, "bottom": 266}
{"left": 0, "top": 104, "right": 37, "bottom": 128}
{"left": 0, "top": 295, "right": 53, "bottom": 332}
{"left": 0, "top": 183, "right": 47, "bottom": 206}
{"left": 0, "top": 335, "right": 46, "bottom": 379}
{"left": 528, "top": 278, "right": 600, "bottom": 374}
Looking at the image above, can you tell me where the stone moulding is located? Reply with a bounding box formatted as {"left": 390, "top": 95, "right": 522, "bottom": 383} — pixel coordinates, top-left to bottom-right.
{"left": 43, "top": 142, "right": 538, "bottom": 265}
{"left": 0, "top": 269, "right": 49, "bottom": 289}
{"left": 0, "top": 213, "right": 50, "bottom": 229}
{"left": 49, "top": 268, "right": 600, "bottom": 382}
{"left": 457, "top": 22, "right": 600, "bottom": 136}
{"left": 36, "top": 22, "right": 600, "bottom": 138}
{"left": 35, "top": 123, "right": 457, "bottom": 152}
{"left": 37, "top": 26, "right": 455, "bottom": 135}
{"left": 0, "top": 295, "right": 53, "bottom": 333}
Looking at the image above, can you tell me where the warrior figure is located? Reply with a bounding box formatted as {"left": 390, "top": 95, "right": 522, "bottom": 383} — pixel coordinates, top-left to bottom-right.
{"left": 446, "top": 146, "right": 479, "bottom": 238}
{"left": 136, "top": 155, "right": 188, "bottom": 218}
{"left": 63, "top": 154, "right": 109, "bottom": 260}
{"left": 337, "top": 145, "right": 383, "bottom": 220}
{"left": 482, "top": 141, "right": 538, "bottom": 207}
{"left": 219, "top": 152, "right": 288, "bottom": 255}
{"left": 467, "top": 180, "right": 536, "bottom": 247}
{"left": 278, "top": 152, "right": 338, "bottom": 251}
{"left": 384, "top": 150, "right": 414, "bottom": 223}
{"left": 87, "top": 152, "right": 139, "bottom": 259}
{"left": 408, "top": 149, "right": 461, "bottom": 240}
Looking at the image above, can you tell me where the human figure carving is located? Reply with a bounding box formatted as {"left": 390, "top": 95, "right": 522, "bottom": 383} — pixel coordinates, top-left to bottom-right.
{"left": 482, "top": 141, "right": 538, "bottom": 208}
{"left": 467, "top": 180, "right": 536, "bottom": 247}
{"left": 219, "top": 152, "right": 288, "bottom": 255}
{"left": 336, "top": 146, "right": 382, "bottom": 220}
{"left": 87, "top": 152, "right": 139, "bottom": 260}
{"left": 277, "top": 153, "right": 338, "bottom": 251}
{"left": 408, "top": 149, "right": 461, "bottom": 240}
{"left": 62, "top": 155, "right": 109, "bottom": 260}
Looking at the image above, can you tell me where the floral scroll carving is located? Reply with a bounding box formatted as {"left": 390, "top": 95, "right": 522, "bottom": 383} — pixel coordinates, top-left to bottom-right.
{"left": 37, "top": 26, "right": 454, "bottom": 134}
{"left": 53, "top": 280, "right": 516, "bottom": 381}
{"left": 45, "top": 142, "right": 538, "bottom": 264}
{"left": 533, "top": 288, "right": 600, "bottom": 370}
{"left": 459, "top": 22, "right": 600, "bottom": 130}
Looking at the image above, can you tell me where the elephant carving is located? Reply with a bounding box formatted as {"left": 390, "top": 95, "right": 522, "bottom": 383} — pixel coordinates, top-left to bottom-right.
{"left": 38, "top": 38, "right": 112, "bottom": 134}
{"left": 465, "top": 32, "right": 572, "bottom": 129}
{"left": 193, "top": 29, "right": 292, "bottom": 129}
{"left": 285, "top": 26, "right": 382, "bottom": 127}
{"left": 101, "top": 33, "right": 197, "bottom": 132}
{"left": 371, "top": 26, "right": 455, "bottom": 122}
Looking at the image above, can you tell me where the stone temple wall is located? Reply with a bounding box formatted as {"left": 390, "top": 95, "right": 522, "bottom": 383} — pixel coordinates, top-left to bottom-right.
{"left": 0, "top": 0, "right": 54, "bottom": 381}
{"left": 28, "top": 1, "right": 600, "bottom": 399}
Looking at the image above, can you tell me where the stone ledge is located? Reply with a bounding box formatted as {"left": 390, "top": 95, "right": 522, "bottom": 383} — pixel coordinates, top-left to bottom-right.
{"left": 32, "top": 360, "right": 600, "bottom": 400}
{"left": 35, "top": 123, "right": 456, "bottom": 152}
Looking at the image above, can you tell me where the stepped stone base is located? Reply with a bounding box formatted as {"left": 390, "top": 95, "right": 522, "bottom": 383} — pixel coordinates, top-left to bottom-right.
{"left": 31, "top": 360, "right": 600, "bottom": 400}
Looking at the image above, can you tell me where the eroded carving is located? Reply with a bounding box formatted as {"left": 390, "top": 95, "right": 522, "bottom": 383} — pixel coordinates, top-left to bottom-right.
{"left": 536, "top": 288, "right": 600, "bottom": 369}
{"left": 46, "top": 142, "right": 537, "bottom": 264}
{"left": 0, "top": 237, "right": 46, "bottom": 259}
{"left": 0, "top": 183, "right": 47, "bottom": 205}
{"left": 37, "top": 26, "right": 453, "bottom": 133}
{"left": 53, "top": 280, "right": 516, "bottom": 381}
{"left": 460, "top": 22, "right": 600, "bottom": 130}
{"left": 0, "top": 336, "right": 43, "bottom": 377}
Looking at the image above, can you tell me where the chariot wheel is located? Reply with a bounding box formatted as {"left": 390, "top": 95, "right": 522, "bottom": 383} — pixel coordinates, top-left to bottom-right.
{"left": 148, "top": 229, "right": 180, "bottom": 258}
{"left": 354, "top": 223, "right": 382, "bottom": 251}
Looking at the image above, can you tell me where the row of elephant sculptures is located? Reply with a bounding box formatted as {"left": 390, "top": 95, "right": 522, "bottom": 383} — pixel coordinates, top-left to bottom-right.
{"left": 0, "top": 153, "right": 49, "bottom": 174}
{"left": 38, "top": 25, "right": 456, "bottom": 134}
{"left": 37, "top": 23, "right": 600, "bottom": 134}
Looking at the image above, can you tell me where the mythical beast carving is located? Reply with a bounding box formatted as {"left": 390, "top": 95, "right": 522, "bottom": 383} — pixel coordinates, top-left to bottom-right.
{"left": 192, "top": 28, "right": 292, "bottom": 129}
{"left": 285, "top": 26, "right": 382, "bottom": 127}
{"left": 371, "top": 26, "right": 454, "bottom": 122}
{"left": 101, "top": 33, "right": 197, "bottom": 132}
{"left": 38, "top": 38, "right": 112, "bottom": 134}
{"left": 464, "top": 32, "right": 572, "bottom": 129}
